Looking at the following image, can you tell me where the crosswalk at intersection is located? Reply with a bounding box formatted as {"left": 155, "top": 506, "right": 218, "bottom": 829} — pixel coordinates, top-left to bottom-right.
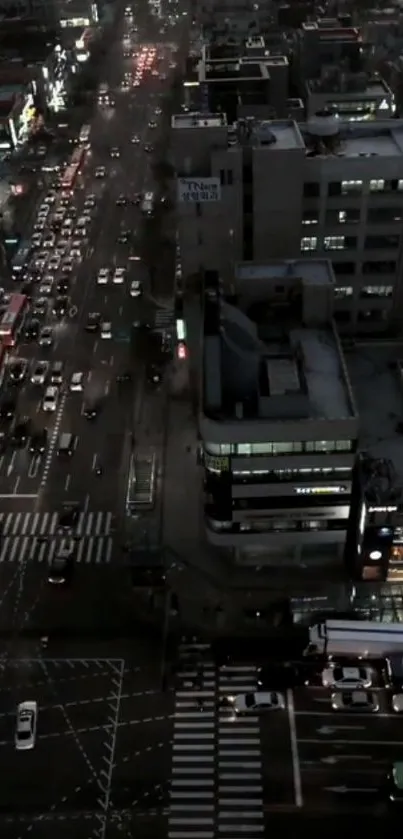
{"left": 0, "top": 511, "right": 115, "bottom": 564}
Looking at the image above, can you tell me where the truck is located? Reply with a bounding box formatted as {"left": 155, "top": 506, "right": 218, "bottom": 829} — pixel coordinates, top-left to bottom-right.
{"left": 304, "top": 619, "right": 403, "bottom": 659}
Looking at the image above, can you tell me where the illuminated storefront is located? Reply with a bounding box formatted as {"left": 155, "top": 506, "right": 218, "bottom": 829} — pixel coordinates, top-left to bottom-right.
{"left": 75, "top": 28, "right": 93, "bottom": 63}
{"left": 42, "top": 45, "right": 73, "bottom": 112}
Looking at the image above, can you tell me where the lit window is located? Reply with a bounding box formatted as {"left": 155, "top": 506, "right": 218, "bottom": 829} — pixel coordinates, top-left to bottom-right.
{"left": 341, "top": 180, "right": 362, "bottom": 195}
{"left": 361, "top": 285, "right": 393, "bottom": 298}
{"left": 324, "top": 236, "right": 345, "bottom": 251}
{"left": 301, "top": 236, "right": 317, "bottom": 252}
{"left": 302, "top": 212, "right": 318, "bottom": 226}
{"left": 369, "top": 179, "right": 385, "bottom": 192}
{"left": 334, "top": 286, "right": 353, "bottom": 298}
{"left": 398, "top": 180, "right": 403, "bottom": 191}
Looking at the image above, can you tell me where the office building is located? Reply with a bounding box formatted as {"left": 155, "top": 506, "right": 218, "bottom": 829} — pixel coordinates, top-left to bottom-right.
{"left": 172, "top": 113, "right": 403, "bottom": 334}
{"left": 200, "top": 259, "right": 358, "bottom": 568}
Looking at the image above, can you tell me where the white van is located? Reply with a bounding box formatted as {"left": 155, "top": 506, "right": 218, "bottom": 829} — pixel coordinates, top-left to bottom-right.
{"left": 140, "top": 191, "right": 155, "bottom": 216}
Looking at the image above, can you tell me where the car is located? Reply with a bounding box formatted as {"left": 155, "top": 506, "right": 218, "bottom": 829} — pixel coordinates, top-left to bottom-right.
{"left": 43, "top": 234, "right": 56, "bottom": 248}
{"left": 29, "top": 428, "right": 47, "bottom": 455}
{"left": 56, "top": 278, "right": 70, "bottom": 294}
{"left": 31, "top": 232, "right": 43, "bottom": 247}
{"left": 42, "top": 385, "right": 59, "bottom": 412}
{"left": 39, "top": 278, "right": 53, "bottom": 296}
{"left": 144, "top": 144, "right": 153, "bottom": 153}
{"left": 83, "top": 400, "right": 99, "bottom": 419}
{"left": 84, "top": 195, "right": 96, "bottom": 208}
{"left": 15, "top": 701, "right": 37, "bottom": 751}
{"left": 38, "top": 326, "right": 53, "bottom": 347}
{"left": 58, "top": 503, "right": 80, "bottom": 531}
{"left": 81, "top": 207, "right": 92, "bottom": 219}
{"left": 32, "top": 297, "right": 48, "bottom": 317}
{"left": 53, "top": 295, "right": 68, "bottom": 318}
{"left": 31, "top": 360, "right": 49, "bottom": 385}
{"left": 71, "top": 239, "right": 82, "bottom": 251}
{"left": 148, "top": 120, "right": 157, "bottom": 129}
{"left": 146, "top": 363, "right": 162, "bottom": 385}
{"left": 10, "top": 418, "right": 30, "bottom": 447}
{"left": 101, "top": 322, "right": 112, "bottom": 339}
{"left": 9, "top": 359, "right": 27, "bottom": 383}
{"left": 321, "top": 665, "right": 372, "bottom": 690}
{"left": 331, "top": 690, "right": 379, "bottom": 712}
{"left": 69, "top": 371, "right": 84, "bottom": 392}
{"left": 24, "top": 318, "right": 40, "bottom": 340}
{"left": 131, "top": 135, "right": 140, "bottom": 144}
{"left": 48, "top": 546, "right": 74, "bottom": 585}
{"left": 70, "top": 244, "right": 81, "bottom": 259}
{"left": 117, "top": 230, "right": 130, "bottom": 244}
{"left": 85, "top": 312, "right": 101, "bottom": 332}
{"left": 95, "top": 166, "right": 106, "bottom": 177}
{"left": 132, "top": 193, "right": 142, "bottom": 205}
{"left": 230, "top": 691, "right": 285, "bottom": 715}
{"left": 48, "top": 255, "right": 61, "bottom": 272}
{"left": 113, "top": 267, "right": 125, "bottom": 284}
{"left": 155, "top": 107, "right": 162, "bottom": 116}
{"left": 130, "top": 279, "right": 142, "bottom": 298}
{"left": 116, "top": 195, "right": 127, "bottom": 206}
{"left": 62, "top": 257, "right": 74, "bottom": 273}
{"left": 97, "top": 268, "right": 109, "bottom": 285}
{"left": 0, "top": 394, "right": 17, "bottom": 420}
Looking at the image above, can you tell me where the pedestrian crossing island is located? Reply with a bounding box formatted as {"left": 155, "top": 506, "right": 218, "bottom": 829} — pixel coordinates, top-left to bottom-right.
{"left": 0, "top": 511, "right": 115, "bottom": 565}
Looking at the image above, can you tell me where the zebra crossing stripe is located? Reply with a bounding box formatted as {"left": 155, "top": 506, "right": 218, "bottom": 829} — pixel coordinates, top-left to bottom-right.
{"left": 0, "top": 511, "right": 113, "bottom": 537}
{"left": 0, "top": 535, "right": 114, "bottom": 564}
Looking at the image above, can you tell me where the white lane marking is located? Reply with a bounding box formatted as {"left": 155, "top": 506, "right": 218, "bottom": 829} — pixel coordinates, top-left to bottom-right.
{"left": 287, "top": 689, "right": 303, "bottom": 807}
{"left": 64, "top": 474, "right": 71, "bottom": 491}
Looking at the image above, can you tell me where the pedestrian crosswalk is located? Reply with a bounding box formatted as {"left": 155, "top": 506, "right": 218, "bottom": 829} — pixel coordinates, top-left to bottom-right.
{"left": 0, "top": 534, "right": 113, "bottom": 565}
{"left": 0, "top": 511, "right": 115, "bottom": 565}
{"left": 169, "top": 642, "right": 264, "bottom": 838}
{"left": 0, "top": 511, "right": 114, "bottom": 538}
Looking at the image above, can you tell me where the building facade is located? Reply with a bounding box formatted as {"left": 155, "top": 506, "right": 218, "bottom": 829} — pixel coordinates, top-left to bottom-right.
{"left": 199, "top": 259, "right": 359, "bottom": 567}
{"left": 172, "top": 114, "right": 403, "bottom": 334}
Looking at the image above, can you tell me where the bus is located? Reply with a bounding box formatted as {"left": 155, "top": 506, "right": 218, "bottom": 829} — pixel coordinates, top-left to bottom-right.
{"left": 304, "top": 619, "right": 403, "bottom": 660}
{"left": 61, "top": 164, "right": 79, "bottom": 192}
{"left": 70, "top": 145, "right": 86, "bottom": 170}
{"left": 0, "top": 294, "right": 29, "bottom": 347}
{"left": 79, "top": 124, "right": 91, "bottom": 144}
{"left": 126, "top": 453, "right": 157, "bottom": 513}
{"left": 11, "top": 240, "right": 31, "bottom": 275}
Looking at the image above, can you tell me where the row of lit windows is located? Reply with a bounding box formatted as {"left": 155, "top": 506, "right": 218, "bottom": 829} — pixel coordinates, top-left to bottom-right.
{"left": 207, "top": 518, "right": 347, "bottom": 533}
{"left": 304, "top": 179, "right": 403, "bottom": 198}
{"left": 204, "top": 440, "right": 354, "bottom": 456}
{"left": 301, "top": 235, "right": 399, "bottom": 252}
{"left": 334, "top": 285, "right": 393, "bottom": 299}
{"left": 303, "top": 208, "right": 403, "bottom": 226}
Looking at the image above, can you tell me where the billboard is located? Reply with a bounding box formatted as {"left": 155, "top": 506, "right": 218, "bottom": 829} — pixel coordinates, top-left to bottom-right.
{"left": 177, "top": 177, "right": 221, "bottom": 203}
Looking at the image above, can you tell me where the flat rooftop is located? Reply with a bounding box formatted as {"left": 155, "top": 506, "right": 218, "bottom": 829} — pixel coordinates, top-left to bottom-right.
{"left": 346, "top": 343, "right": 403, "bottom": 490}
{"left": 252, "top": 119, "right": 305, "bottom": 150}
{"left": 203, "top": 270, "right": 354, "bottom": 423}
{"left": 172, "top": 112, "right": 227, "bottom": 128}
{"left": 301, "top": 120, "right": 403, "bottom": 157}
{"left": 203, "top": 60, "right": 265, "bottom": 80}
{"left": 307, "top": 76, "right": 390, "bottom": 98}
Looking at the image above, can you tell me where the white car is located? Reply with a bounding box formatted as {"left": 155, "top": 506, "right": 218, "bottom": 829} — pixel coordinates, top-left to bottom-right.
{"left": 101, "top": 322, "right": 112, "bottom": 339}
{"left": 43, "top": 235, "right": 56, "bottom": 248}
{"left": 71, "top": 245, "right": 81, "bottom": 259}
{"left": 321, "top": 665, "right": 372, "bottom": 690}
{"left": 131, "top": 134, "right": 140, "bottom": 144}
{"left": 230, "top": 691, "right": 285, "bottom": 715}
{"left": 31, "top": 233, "right": 43, "bottom": 248}
{"left": 95, "top": 166, "right": 106, "bottom": 178}
{"left": 31, "top": 360, "right": 49, "bottom": 385}
{"left": 15, "top": 701, "right": 37, "bottom": 751}
{"left": 84, "top": 195, "right": 96, "bottom": 208}
{"left": 42, "top": 386, "right": 59, "bottom": 412}
{"left": 331, "top": 690, "right": 379, "bottom": 713}
{"left": 39, "top": 278, "right": 53, "bottom": 296}
{"left": 97, "top": 268, "right": 109, "bottom": 285}
{"left": 113, "top": 267, "right": 125, "bottom": 284}
{"left": 392, "top": 693, "right": 403, "bottom": 713}
{"left": 69, "top": 372, "right": 84, "bottom": 392}
{"left": 130, "top": 280, "right": 142, "bottom": 297}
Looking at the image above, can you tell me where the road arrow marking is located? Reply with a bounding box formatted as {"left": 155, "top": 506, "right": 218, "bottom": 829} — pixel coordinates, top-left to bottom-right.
{"left": 325, "top": 786, "right": 376, "bottom": 794}
{"left": 317, "top": 726, "right": 365, "bottom": 735}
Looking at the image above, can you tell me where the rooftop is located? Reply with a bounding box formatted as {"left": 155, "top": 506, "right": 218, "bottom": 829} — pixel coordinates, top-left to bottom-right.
{"left": 203, "top": 60, "right": 265, "bottom": 80}
{"left": 346, "top": 343, "right": 403, "bottom": 494}
{"left": 172, "top": 112, "right": 227, "bottom": 129}
{"left": 203, "top": 261, "right": 355, "bottom": 424}
{"left": 252, "top": 119, "right": 305, "bottom": 150}
{"left": 301, "top": 119, "right": 403, "bottom": 158}
{"left": 307, "top": 74, "right": 391, "bottom": 98}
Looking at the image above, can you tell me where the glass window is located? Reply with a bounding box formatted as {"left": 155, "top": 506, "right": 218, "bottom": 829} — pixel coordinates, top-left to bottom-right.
{"left": 306, "top": 440, "right": 334, "bottom": 453}
{"left": 251, "top": 443, "right": 273, "bottom": 454}
{"left": 237, "top": 444, "right": 252, "bottom": 455}
{"left": 303, "top": 182, "right": 320, "bottom": 197}
{"left": 302, "top": 211, "right": 319, "bottom": 226}
{"left": 334, "top": 286, "right": 353, "bottom": 298}
{"left": 326, "top": 208, "right": 360, "bottom": 224}
{"left": 205, "top": 442, "right": 221, "bottom": 455}
{"left": 367, "top": 207, "right": 403, "bottom": 224}
{"left": 365, "top": 235, "right": 399, "bottom": 249}
{"left": 301, "top": 236, "right": 317, "bottom": 252}
{"left": 333, "top": 261, "right": 356, "bottom": 276}
{"left": 369, "top": 179, "right": 385, "bottom": 192}
{"left": 220, "top": 444, "right": 232, "bottom": 454}
{"left": 335, "top": 440, "right": 352, "bottom": 451}
{"left": 272, "top": 442, "right": 294, "bottom": 454}
{"left": 363, "top": 260, "right": 396, "bottom": 275}
{"left": 341, "top": 180, "right": 362, "bottom": 195}
{"left": 324, "top": 235, "right": 345, "bottom": 251}
{"left": 360, "top": 285, "right": 393, "bottom": 298}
